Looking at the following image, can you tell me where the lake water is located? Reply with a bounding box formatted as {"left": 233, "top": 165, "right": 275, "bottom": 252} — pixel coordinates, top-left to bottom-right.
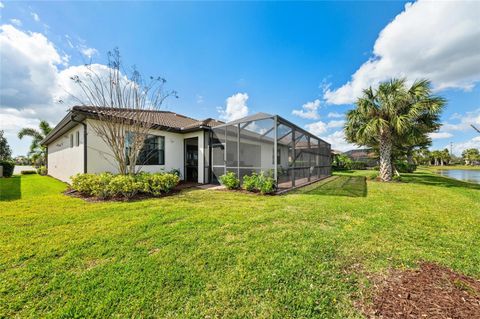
{"left": 437, "top": 169, "right": 480, "bottom": 184}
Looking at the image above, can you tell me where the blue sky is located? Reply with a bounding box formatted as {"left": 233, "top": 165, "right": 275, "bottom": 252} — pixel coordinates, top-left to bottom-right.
{"left": 1, "top": 1, "right": 479, "bottom": 156}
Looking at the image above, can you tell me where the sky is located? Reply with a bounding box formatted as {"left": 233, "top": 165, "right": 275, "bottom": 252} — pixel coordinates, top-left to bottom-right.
{"left": 1, "top": 0, "right": 479, "bottom": 156}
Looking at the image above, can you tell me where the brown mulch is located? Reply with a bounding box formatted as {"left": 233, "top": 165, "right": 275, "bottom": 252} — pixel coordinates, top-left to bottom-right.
{"left": 365, "top": 262, "right": 480, "bottom": 319}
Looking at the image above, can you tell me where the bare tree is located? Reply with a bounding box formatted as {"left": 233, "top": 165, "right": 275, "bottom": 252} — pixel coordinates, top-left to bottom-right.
{"left": 68, "top": 48, "right": 177, "bottom": 175}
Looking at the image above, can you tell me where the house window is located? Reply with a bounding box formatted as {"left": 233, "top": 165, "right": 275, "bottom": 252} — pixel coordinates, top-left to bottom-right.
{"left": 70, "top": 134, "right": 74, "bottom": 148}
{"left": 76, "top": 131, "right": 80, "bottom": 147}
{"left": 126, "top": 134, "right": 165, "bottom": 165}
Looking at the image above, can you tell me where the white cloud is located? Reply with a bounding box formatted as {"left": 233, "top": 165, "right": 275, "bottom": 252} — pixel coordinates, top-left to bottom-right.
{"left": 305, "top": 121, "right": 327, "bottom": 136}
{"left": 441, "top": 109, "right": 480, "bottom": 132}
{"left": 218, "top": 93, "right": 249, "bottom": 122}
{"left": 80, "top": 46, "right": 98, "bottom": 59}
{"left": 10, "top": 19, "right": 22, "bottom": 26}
{"left": 196, "top": 94, "right": 204, "bottom": 104}
{"left": 321, "top": 130, "right": 358, "bottom": 152}
{"left": 292, "top": 99, "right": 320, "bottom": 119}
{"left": 31, "top": 12, "right": 40, "bottom": 22}
{"left": 0, "top": 2, "right": 4, "bottom": 9}
{"left": 324, "top": 1, "right": 480, "bottom": 105}
{"left": 327, "top": 120, "right": 345, "bottom": 129}
{"left": 448, "top": 136, "right": 480, "bottom": 156}
{"left": 0, "top": 24, "right": 111, "bottom": 155}
{"left": 327, "top": 112, "right": 344, "bottom": 118}
{"left": 429, "top": 132, "right": 453, "bottom": 139}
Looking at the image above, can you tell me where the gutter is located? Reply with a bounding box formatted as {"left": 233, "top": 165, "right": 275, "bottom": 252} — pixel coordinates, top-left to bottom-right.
{"left": 70, "top": 114, "right": 88, "bottom": 173}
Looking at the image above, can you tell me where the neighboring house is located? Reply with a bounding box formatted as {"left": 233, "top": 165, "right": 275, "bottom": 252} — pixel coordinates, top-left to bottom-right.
{"left": 41, "top": 106, "right": 331, "bottom": 190}
{"left": 344, "top": 148, "right": 378, "bottom": 167}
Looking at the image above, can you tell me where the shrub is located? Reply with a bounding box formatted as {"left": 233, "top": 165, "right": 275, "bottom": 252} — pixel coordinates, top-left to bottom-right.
{"left": 241, "top": 171, "right": 276, "bottom": 194}
{"left": 108, "top": 175, "right": 143, "bottom": 199}
{"left": 242, "top": 174, "right": 257, "bottom": 192}
{"left": 37, "top": 166, "right": 47, "bottom": 175}
{"left": 393, "top": 175, "right": 402, "bottom": 182}
{"left": 0, "top": 160, "right": 15, "bottom": 177}
{"left": 219, "top": 171, "right": 240, "bottom": 189}
{"left": 168, "top": 168, "right": 181, "bottom": 178}
{"left": 71, "top": 172, "right": 180, "bottom": 199}
{"left": 21, "top": 170, "right": 37, "bottom": 175}
{"left": 144, "top": 173, "right": 180, "bottom": 195}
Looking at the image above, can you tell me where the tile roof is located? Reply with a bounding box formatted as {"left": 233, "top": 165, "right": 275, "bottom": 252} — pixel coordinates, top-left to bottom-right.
{"left": 72, "top": 106, "right": 223, "bottom": 131}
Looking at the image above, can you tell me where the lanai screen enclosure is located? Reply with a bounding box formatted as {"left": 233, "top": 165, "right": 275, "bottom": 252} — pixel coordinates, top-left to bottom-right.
{"left": 208, "top": 113, "right": 331, "bottom": 190}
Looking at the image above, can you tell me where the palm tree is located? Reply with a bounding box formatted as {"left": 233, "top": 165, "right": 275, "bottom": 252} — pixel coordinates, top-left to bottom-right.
{"left": 345, "top": 79, "right": 445, "bottom": 181}
{"left": 18, "top": 120, "right": 52, "bottom": 166}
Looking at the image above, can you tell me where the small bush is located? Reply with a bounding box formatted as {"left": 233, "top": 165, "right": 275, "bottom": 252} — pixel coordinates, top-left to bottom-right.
{"left": 242, "top": 174, "right": 257, "bottom": 192}
{"left": 393, "top": 175, "right": 402, "bottom": 182}
{"left": 0, "top": 160, "right": 15, "bottom": 177}
{"left": 108, "top": 175, "right": 143, "bottom": 199}
{"left": 144, "top": 173, "right": 180, "bottom": 195}
{"left": 37, "top": 166, "right": 47, "bottom": 175}
{"left": 219, "top": 171, "right": 240, "bottom": 189}
{"left": 241, "top": 171, "right": 276, "bottom": 194}
{"left": 168, "top": 168, "right": 181, "bottom": 178}
{"left": 89, "top": 173, "right": 114, "bottom": 199}
{"left": 21, "top": 170, "right": 37, "bottom": 175}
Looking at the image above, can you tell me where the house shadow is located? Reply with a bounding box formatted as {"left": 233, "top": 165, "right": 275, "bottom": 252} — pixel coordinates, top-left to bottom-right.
{"left": 0, "top": 175, "right": 21, "bottom": 201}
{"left": 402, "top": 172, "right": 480, "bottom": 190}
{"left": 301, "top": 176, "right": 367, "bottom": 197}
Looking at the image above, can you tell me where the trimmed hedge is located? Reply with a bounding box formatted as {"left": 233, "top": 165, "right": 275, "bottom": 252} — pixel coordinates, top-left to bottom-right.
{"left": 0, "top": 160, "right": 15, "bottom": 177}
{"left": 242, "top": 172, "right": 276, "bottom": 194}
{"left": 37, "top": 166, "right": 47, "bottom": 175}
{"left": 71, "top": 172, "right": 180, "bottom": 200}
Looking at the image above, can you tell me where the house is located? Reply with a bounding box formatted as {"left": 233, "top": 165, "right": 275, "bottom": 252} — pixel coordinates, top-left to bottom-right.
{"left": 41, "top": 106, "right": 331, "bottom": 190}
{"left": 344, "top": 148, "right": 378, "bottom": 167}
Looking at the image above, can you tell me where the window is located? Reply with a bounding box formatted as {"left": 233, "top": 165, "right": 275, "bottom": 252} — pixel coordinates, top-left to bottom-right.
{"left": 126, "top": 134, "right": 165, "bottom": 165}
{"left": 70, "top": 134, "right": 73, "bottom": 148}
{"left": 76, "top": 131, "right": 80, "bottom": 147}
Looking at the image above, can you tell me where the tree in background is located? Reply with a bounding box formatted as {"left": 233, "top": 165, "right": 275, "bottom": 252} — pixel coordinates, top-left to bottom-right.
{"left": 17, "top": 121, "right": 52, "bottom": 166}
{"left": 0, "top": 130, "right": 12, "bottom": 160}
{"left": 345, "top": 79, "right": 445, "bottom": 181}
{"left": 68, "top": 48, "right": 177, "bottom": 175}
{"left": 462, "top": 148, "right": 480, "bottom": 165}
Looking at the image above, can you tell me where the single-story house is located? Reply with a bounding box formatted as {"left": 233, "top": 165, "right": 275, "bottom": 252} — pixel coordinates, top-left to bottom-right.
{"left": 41, "top": 106, "right": 331, "bottom": 190}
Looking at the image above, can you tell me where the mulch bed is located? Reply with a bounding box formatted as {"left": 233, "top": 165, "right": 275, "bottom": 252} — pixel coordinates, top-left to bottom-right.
{"left": 364, "top": 262, "right": 480, "bottom": 319}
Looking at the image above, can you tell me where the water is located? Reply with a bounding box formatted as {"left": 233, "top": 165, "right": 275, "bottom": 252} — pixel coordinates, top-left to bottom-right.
{"left": 437, "top": 169, "right": 480, "bottom": 184}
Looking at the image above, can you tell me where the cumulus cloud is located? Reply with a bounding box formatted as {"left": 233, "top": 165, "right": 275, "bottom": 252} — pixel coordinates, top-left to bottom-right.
{"left": 292, "top": 99, "right": 320, "bottom": 119}
{"left": 305, "top": 121, "right": 327, "bottom": 136}
{"left": 324, "top": 1, "right": 480, "bottom": 105}
{"left": 429, "top": 132, "right": 453, "bottom": 139}
{"left": 218, "top": 93, "right": 249, "bottom": 122}
{"left": 0, "top": 24, "right": 105, "bottom": 155}
{"left": 441, "top": 109, "right": 480, "bottom": 132}
{"left": 0, "top": 2, "right": 4, "bottom": 9}
{"left": 320, "top": 130, "right": 358, "bottom": 152}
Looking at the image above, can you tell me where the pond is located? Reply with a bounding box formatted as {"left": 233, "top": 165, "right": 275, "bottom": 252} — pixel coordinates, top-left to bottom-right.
{"left": 437, "top": 169, "right": 480, "bottom": 184}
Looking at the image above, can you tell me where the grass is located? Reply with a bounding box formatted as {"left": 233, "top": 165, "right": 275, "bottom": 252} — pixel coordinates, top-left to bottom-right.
{"left": 423, "top": 165, "right": 480, "bottom": 171}
{"left": 1, "top": 172, "right": 479, "bottom": 318}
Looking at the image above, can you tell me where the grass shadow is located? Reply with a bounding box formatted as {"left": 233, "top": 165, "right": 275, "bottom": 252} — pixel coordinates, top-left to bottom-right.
{"left": 299, "top": 176, "right": 367, "bottom": 197}
{"left": 0, "top": 175, "right": 21, "bottom": 201}
{"left": 402, "top": 171, "right": 480, "bottom": 190}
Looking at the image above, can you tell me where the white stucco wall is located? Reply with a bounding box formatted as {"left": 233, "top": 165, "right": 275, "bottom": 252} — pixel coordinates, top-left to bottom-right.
{"left": 47, "top": 124, "right": 84, "bottom": 183}
{"left": 47, "top": 119, "right": 207, "bottom": 184}
{"left": 85, "top": 119, "right": 206, "bottom": 183}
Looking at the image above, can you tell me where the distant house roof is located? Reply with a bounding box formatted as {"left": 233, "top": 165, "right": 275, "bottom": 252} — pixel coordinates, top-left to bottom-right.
{"left": 41, "top": 106, "right": 224, "bottom": 145}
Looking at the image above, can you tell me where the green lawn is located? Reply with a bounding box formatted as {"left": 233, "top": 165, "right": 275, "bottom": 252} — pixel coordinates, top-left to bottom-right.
{"left": 1, "top": 172, "right": 479, "bottom": 318}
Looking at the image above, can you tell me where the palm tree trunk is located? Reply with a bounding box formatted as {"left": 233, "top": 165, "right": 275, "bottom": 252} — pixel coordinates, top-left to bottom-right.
{"left": 407, "top": 149, "right": 414, "bottom": 165}
{"left": 379, "top": 132, "right": 393, "bottom": 182}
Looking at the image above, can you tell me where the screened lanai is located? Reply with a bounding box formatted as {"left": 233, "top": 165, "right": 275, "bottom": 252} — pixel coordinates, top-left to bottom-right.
{"left": 207, "top": 113, "right": 331, "bottom": 190}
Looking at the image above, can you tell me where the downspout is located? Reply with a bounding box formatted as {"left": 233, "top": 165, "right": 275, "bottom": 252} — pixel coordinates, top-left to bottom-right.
{"left": 71, "top": 115, "right": 88, "bottom": 173}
